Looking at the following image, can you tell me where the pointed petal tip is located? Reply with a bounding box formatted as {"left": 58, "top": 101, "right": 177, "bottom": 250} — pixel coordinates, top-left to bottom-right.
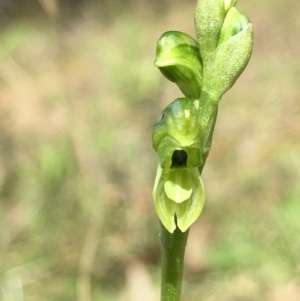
{"left": 177, "top": 224, "right": 190, "bottom": 233}
{"left": 167, "top": 224, "right": 176, "bottom": 233}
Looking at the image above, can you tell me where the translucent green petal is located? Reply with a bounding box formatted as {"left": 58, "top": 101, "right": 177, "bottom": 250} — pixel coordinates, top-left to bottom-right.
{"left": 153, "top": 165, "right": 177, "bottom": 233}
{"left": 176, "top": 169, "right": 205, "bottom": 232}
{"left": 164, "top": 168, "right": 193, "bottom": 203}
{"left": 156, "top": 135, "right": 182, "bottom": 169}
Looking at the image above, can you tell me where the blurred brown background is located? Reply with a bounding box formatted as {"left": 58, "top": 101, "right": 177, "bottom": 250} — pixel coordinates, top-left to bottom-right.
{"left": 0, "top": 0, "right": 300, "bottom": 300}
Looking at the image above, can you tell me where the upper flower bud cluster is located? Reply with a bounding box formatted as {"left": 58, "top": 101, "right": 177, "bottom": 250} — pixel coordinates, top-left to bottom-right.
{"left": 154, "top": 0, "right": 253, "bottom": 102}
{"left": 195, "top": 0, "right": 253, "bottom": 99}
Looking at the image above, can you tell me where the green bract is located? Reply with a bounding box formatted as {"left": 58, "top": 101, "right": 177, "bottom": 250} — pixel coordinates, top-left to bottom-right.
{"left": 154, "top": 31, "right": 203, "bottom": 100}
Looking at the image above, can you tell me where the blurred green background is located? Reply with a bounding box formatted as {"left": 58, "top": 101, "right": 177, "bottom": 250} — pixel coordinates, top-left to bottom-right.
{"left": 1, "top": 0, "right": 300, "bottom": 300}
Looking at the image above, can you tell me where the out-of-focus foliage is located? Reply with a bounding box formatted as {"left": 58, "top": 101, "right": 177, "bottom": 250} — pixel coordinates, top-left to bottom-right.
{"left": 0, "top": 1, "right": 300, "bottom": 300}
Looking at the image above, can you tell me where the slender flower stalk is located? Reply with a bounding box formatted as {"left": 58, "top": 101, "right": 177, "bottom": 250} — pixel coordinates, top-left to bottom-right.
{"left": 152, "top": 0, "right": 253, "bottom": 300}
{"left": 160, "top": 224, "right": 189, "bottom": 301}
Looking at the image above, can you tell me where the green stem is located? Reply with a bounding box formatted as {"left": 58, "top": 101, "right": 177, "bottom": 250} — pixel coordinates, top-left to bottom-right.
{"left": 160, "top": 222, "right": 189, "bottom": 301}
{"left": 197, "top": 91, "right": 220, "bottom": 167}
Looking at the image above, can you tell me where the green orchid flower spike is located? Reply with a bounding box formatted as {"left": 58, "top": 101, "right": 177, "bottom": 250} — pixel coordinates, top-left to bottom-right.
{"left": 152, "top": 1, "right": 253, "bottom": 300}
{"left": 152, "top": 1, "right": 253, "bottom": 236}
{"left": 152, "top": 98, "right": 205, "bottom": 233}
{"left": 152, "top": 1, "right": 253, "bottom": 235}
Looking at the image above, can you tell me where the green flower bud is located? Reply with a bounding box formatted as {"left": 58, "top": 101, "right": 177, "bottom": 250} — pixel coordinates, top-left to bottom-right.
{"left": 202, "top": 21, "right": 253, "bottom": 99}
{"left": 194, "top": 0, "right": 225, "bottom": 63}
{"left": 154, "top": 31, "right": 203, "bottom": 99}
{"left": 218, "top": 7, "right": 250, "bottom": 45}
